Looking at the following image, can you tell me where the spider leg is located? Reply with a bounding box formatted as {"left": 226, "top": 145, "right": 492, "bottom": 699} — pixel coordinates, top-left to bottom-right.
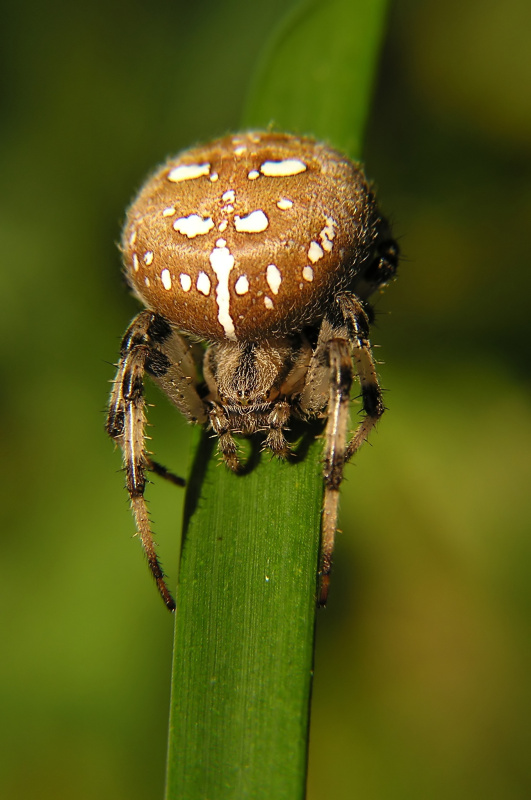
{"left": 337, "top": 293, "right": 385, "bottom": 463}
{"left": 209, "top": 403, "right": 241, "bottom": 471}
{"left": 106, "top": 310, "right": 204, "bottom": 610}
{"left": 263, "top": 400, "right": 291, "bottom": 458}
{"left": 300, "top": 294, "right": 385, "bottom": 604}
{"left": 145, "top": 457, "right": 186, "bottom": 487}
{"left": 319, "top": 336, "right": 354, "bottom": 605}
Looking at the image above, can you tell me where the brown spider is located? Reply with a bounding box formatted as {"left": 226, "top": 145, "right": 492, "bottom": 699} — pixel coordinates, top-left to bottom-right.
{"left": 106, "top": 131, "right": 398, "bottom": 610}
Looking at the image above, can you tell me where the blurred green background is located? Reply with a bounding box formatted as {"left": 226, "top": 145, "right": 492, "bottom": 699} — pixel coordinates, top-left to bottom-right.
{"left": 1, "top": 0, "right": 530, "bottom": 798}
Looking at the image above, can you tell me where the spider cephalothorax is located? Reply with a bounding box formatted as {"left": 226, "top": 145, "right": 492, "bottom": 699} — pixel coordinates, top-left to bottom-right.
{"left": 106, "top": 131, "right": 398, "bottom": 610}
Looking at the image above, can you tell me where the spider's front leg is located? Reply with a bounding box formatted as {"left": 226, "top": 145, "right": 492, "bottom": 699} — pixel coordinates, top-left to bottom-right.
{"left": 300, "top": 294, "right": 385, "bottom": 604}
{"left": 106, "top": 310, "right": 205, "bottom": 610}
{"left": 208, "top": 403, "right": 241, "bottom": 472}
{"left": 263, "top": 400, "right": 291, "bottom": 458}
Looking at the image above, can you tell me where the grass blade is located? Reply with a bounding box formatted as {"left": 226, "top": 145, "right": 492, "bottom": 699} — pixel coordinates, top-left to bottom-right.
{"left": 166, "top": 1, "right": 390, "bottom": 797}
{"left": 166, "top": 428, "right": 323, "bottom": 798}
{"left": 243, "top": 0, "right": 390, "bottom": 158}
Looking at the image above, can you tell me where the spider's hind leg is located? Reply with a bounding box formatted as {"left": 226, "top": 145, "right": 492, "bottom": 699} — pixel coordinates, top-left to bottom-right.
{"left": 145, "top": 457, "right": 186, "bottom": 488}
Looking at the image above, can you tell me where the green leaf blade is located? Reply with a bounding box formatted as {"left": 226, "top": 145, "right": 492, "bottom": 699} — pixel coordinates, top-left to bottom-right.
{"left": 243, "top": 0, "right": 390, "bottom": 157}
{"left": 166, "top": 431, "right": 323, "bottom": 799}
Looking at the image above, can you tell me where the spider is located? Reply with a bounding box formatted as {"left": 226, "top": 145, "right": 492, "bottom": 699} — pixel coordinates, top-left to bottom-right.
{"left": 106, "top": 131, "right": 398, "bottom": 610}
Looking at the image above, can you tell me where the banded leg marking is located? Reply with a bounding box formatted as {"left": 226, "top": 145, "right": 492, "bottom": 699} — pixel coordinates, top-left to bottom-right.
{"left": 106, "top": 310, "right": 182, "bottom": 610}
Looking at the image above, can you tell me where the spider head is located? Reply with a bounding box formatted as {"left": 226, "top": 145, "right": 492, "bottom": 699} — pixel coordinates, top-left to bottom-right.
{"left": 205, "top": 339, "right": 301, "bottom": 408}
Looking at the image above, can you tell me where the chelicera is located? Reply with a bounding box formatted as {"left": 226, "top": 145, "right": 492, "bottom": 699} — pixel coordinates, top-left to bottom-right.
{"left": 106, "top": 131, "right": 398, "bottom": 610}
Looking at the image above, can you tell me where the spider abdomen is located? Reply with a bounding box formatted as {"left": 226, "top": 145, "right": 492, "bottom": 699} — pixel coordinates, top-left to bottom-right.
{"left": 123, "top": 131, "right": 380, "bottom": 342}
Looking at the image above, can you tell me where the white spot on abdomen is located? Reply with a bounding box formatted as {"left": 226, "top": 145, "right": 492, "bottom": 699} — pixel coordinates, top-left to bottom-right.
{"left": 234, "top": 209, "right": 269, "bottom": 233}
{"left": 235, "top": 275, "right": 249, "bottom": 295}
{"left": 196, "top": 271, "right": 211, "bottom": 295}
{"left": 143, "top": 251, "right": 154, "bottom": 265}
{"left": 162, "top": 207, "right": 176, "bottom": 217}
{"left": 209, "top": 244, "right": 236, "bottom": 339}
{"left": 260, "top": 159, "right": 307, "bottom": 177}
{"left": 277, "top": 198, "right": 293, "bottom": 210}
{"left": 302, "top": 266, "right": 314, "bottom": 282}
{"left": 161, "top": 269, "right": 172, "bottom": 290}
{"left": 167, "top": 163, "right": 210, "bottom": 182}
{"left": 180, "top": 273, "right": 192, "bottom": 292}
{"left": 222, "top": 190, "right": 236, "bottom": 203}
{"left": 173, "top": 214, "right": 214, "bottom": 238}
{"left": 132, "top": 253, "right": 139, "bottom": 272}
{"left": 308, "top": 241, "right": 324, "bottom": 263}
{"left": 320, "top": 217, "right": 337, "bottom": 252}
{"left": 266, "top": 264, "right": 282, "bottom": 295}
{"left": 248, "top": 170, "right": 259, "bottom": 180}
{"left": 264, "top": 296, "right": 274, "bottom": 309}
